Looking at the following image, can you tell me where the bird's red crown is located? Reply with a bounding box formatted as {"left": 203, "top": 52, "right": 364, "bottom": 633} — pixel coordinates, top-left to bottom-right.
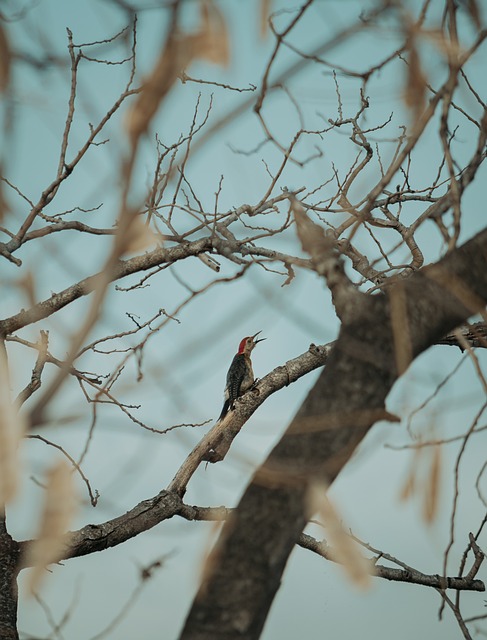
{"left": 238, "top": 337, "right": 250, "bottom": 354}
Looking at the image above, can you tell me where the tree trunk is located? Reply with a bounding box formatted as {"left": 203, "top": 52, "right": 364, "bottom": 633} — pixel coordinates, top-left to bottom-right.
{"left": 0, "top": 515, "right": 19, "bottom": 640}
{"left": 179, "top": 227, "right": 487, "bottom": 639}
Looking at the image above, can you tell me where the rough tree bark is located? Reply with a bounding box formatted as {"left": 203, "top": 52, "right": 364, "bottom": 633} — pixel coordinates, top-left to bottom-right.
{"left": 179, "top": 227, "right": 487, "bottom": 640}
{"left": 0, "top": 515, "right": 19, "bottom": 640}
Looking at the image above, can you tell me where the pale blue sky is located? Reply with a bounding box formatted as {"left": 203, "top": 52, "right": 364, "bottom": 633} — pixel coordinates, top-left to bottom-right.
{"left": 2, "top": 1, "right": 486, "bottom": 638}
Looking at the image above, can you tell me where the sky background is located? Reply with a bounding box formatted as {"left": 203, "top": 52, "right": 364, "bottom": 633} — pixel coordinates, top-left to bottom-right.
{"left": 1, "top": 0, "right": 487, "bottom": 638}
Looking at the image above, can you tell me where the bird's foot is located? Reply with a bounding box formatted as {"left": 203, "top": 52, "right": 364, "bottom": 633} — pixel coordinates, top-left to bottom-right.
{"left": 249, "top": 378, "right": 260, "bottom": 391}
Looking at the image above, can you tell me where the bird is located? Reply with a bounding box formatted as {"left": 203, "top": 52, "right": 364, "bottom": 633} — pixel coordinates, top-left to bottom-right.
{"left": 218, "top": 331, "right": 266, "bottom": 421}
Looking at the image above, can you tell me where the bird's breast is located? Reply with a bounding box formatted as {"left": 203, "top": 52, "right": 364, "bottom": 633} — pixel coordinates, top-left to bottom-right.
{"left": 240, "top": 360, "right": 254, "bottom": 393}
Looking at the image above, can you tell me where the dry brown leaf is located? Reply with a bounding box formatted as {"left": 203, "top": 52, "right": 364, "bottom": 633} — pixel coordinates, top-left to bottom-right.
{"left": 124, "top": 217, "right": 158, "bottom": 254}
{"left": 260, "top": 0, "right": 272, "bottom": 39}
{"left": 26, "top": 460, "right": 77, "bottom": 595}
{"left": 126, "top": 32, "right": 195, "bottom": 144}
{"left": 422, "top": 445, "right": 442, "bottom": 525}
{"left": 293, "top": 200, "right": 334, "bottom": 267}
{"left": 398, "top": 436, "right": 441, "bottom": 525}
{"left": 389, "top": 283, "right": 413, "bottom": 376}
{"left": 398, "top": 445, "right": 422, "bottom": 503}
{"left": 423, "top": 28, "right": 462, "bottom": 63}
{"left": 126, "top": 2, "right": 229, "bottom": 144}
{"left": 18, "top": 271, "right": 36, "bottom": 308}
{"left": 464, "top": 0, "right": 481, "bottom": 30}
{"left": 195, "top": 0, "right": 230, "bottom": 66}
{"left": 399, "top": 466, "right": 416, "bottom": 502}
{"left": 0, "top": 344, "right": 26, "bottom": 504}
{"left": 0, "top": 173, "right": 10, "bottom": 223}
{"left": 404, "top": 33, "right": 427, "bottom": 119}
{"left": 197, "top": 518, "right": 229, "bottom": 599}
{"left": 0, "top": 23, "right": 11, "bottom": 93}
{"left": 308, "top": 483, "right": 373, "bottom": 590}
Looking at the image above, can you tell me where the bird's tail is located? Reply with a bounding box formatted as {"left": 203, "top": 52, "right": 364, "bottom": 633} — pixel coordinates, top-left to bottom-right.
{"left": 218, "top": 399, "right": 230, "bottom": 422}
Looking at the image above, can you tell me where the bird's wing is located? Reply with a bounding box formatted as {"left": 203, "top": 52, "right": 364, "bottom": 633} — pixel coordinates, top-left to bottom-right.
{"left": 226, "top": 354, "right": 245, "bottom": 403}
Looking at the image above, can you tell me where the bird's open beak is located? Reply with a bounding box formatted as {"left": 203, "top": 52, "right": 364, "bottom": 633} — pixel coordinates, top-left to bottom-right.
{"left": 252, "top": 330, "right": 266, "bottom": 345}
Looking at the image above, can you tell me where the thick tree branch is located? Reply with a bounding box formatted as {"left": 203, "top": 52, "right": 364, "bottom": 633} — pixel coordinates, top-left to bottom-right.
{"left": 179, "top": 504, "right": 485, "bottom": 593}
{"left": 0, "top": 231, "right": 312, "bottom": 338}
{"left": 0, "top": 237, "right": 212, "bottom": 336}
{"left": 168, "top": 342, "right": 333, "bottom": 496}
{"left": 437, "top": 322, "right": 487, "bottom": 349}
{"left": 298, "top": 532, "right": 484, "bottom": 592}
{"left": 17, "top": 490, "right": 182, "bottom": 569}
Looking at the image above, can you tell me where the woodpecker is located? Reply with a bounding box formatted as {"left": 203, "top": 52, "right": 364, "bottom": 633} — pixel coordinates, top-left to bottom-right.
{"left": 218, "top": 331, "right": 266, "bottom": 421}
